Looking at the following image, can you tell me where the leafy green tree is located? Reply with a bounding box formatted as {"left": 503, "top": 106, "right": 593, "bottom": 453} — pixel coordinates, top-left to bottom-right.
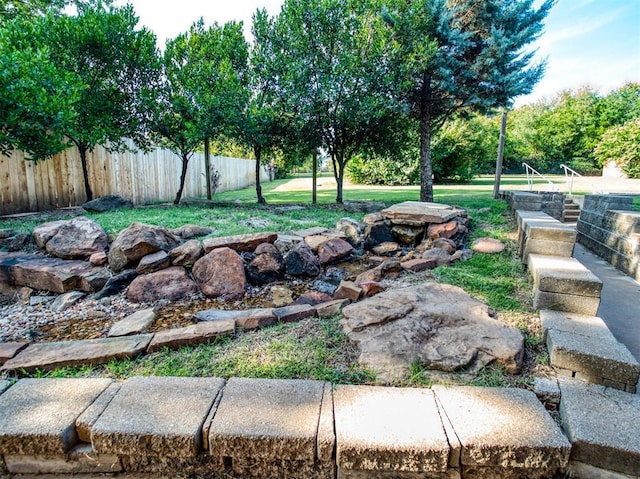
{"left": 385, "top": 0, "right": 553, "bottom": 201}
{"left": 595, "top": 118, "right": 640, "bottom": 179}
{"left": 275, "top": 0, "right": 401, "bottom": 203}
{"left": 38, "top": 3, "right": 160, "bottom": 201}
{"left": 0, "top": 0, "right": 90, "bottom": 23}
{"left": 0, "top": 16, "right": 80, "bottom": 159}
{"left": 154, "top": 20, "right": 247, "bottom": 205}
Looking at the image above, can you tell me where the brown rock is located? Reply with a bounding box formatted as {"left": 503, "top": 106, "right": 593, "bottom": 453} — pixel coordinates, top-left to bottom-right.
{"left": 304, "top": 234, "right": 331, "bottom": 252}
{"left": 355, "top": 266, "right": 382, "bottom": 286}
{"left": 147, "top": 320, "right": 235, "bottom": 352}
{"left": 192, "top": 247, "right": 246, "bottom": 300}
{"left": 379, "top": 258, "right": 403, "bottom": 277}
{"left": 126, "top": 267, "right": 198, "bottom": 303}
{"left": 32, "top": 221, "right": 67, "bottom": 249}
{"left": 381, "top": 201, "right": 464, "bottom": 226}
{"left": 246, "top": 243, "right": 284, "bottom": 285}
{"left": 333, "top": 280, "right": 362, "bottom": 302}
{"left": 202, "top": 232, "right": 277, "bottom": 254}
{"left": 401, "top": 258, "right": 436, "bottom": 273}
{"left": 316, "top": 299, "right": 350, "bottom": 318}
{"left": 341, "top": 283, "right": 525, "bottom": 381}
{"left": 136, "top": 251, "right": 171, "bottom": 274}
{"left": 317, "top": 238, "right": 354, "bottom": 265}
{"left": 360, "top": 281, "right": 386, "bottom": 298}
{"left": 269, "top": 285, "right": 294, "bottom": 307}
{"left": 89, "top": 251, "right": 108, "bottom": 266}
{"left": 12, "top": 256, "right": 109, "bottom": 293}
{"left": 293, "top": 291, "right": 333, "bottom": 306}
{"left": 108, "top": 223, "right": 180, "bottom": 273}
{"left": 472, "top": 238, "right": 506, "bottom": 254}
{"left": 285, "top": 243, "right": 321, "bottom": 277}
{"left": 433, "top": 238, "right": 457, "bottom": 254}
{"left": 427, "top": 220, "right": 458, "bottom": 240}
{"left": 274, "top": 304, "right": 317, "bottom": 322}
{"left": 336, "top": 218, "right": 362, "bottom": 246}
{"left": 195, "top": 308, "right": 276, "bottom": 330}
{"left": 169, "top": 239, "right": 204, "bottom": 267}
{"left": 0, "top": 342, "right": 29, "bottom": 366}
{"left": 372, "top": 242, "right": 401, "bottom": 256}
{"left": 422, "top": 247, "right": 452, "bottom": 267}
{"left": 44, "top": 217, "right": 108, "bottom": 260}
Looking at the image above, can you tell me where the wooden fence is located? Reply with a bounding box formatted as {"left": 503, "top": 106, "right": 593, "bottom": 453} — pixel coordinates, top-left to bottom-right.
{"left": 0, "top": 141, "right": 266, "bottom": 216}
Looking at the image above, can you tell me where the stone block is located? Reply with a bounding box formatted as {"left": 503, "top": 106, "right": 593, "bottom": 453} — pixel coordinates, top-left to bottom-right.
{"left": 0, "top": 334, "right": 153, "bottom": 374}
{"left": 147, "top": 320, "right": 235, "bottom": 352}
{"left": 533, "top": 377, "right": 561, "bottom": 406}
{"left": 92, "top": 376, "right": 225, "bottom": 458}
{"left": 546, "top": 329, "right": 640, "bottom": 386}
{"left": 533, "top": 290, "right": 600, "bottom": 316}
{"left": 432, "top": 386, "right": 570, "bottom": 470}
{"left": 523, "top": 221, "right": 576, "bottom": 242}
{"left": 0, "top": 378, "right": 112, "bottom": 454}
{"left": 316, "top": 299, "right": 350, "bottom": 318}
{"left": 338, "top": 468, "right": 460, "bottom": 478}
{"left": 334, "top": 385, "right": 450, "bottom": 473}
{"left": 559, "top": 378, "right": 640, "bottom": 476}
{"left": 528, "top": 254, "right": 602, "bottom": 297}
{"left": 273, "top": 303, "right": 317, "bottom": 322}
{"left": 4, "top": 443, "right": 122, "bottom": 474}
{"left": 522, "top": 239, "right": 575, "bottom": 262}
{"left": 209, "top": 377, "right": 325, "bottom": 463}
{"left": 568, "top": 461, "right": 638, "bottom": 479}
{"left": 195, "top": 307, "right": 276, "bottom": 330}
{"left": 120, "top": 453, "right": 224, "bottom": 475}
{"left": 333, "top": 280, "right": 362, "bottom": 302}
{"left": 0, "top": 341, "right": 29, "bottom": 365}
{"left": 230, "top": 456, "right": 336, "bottom": 479}
{"left": 75, "top": 382, "right": 121, "bottom": 443}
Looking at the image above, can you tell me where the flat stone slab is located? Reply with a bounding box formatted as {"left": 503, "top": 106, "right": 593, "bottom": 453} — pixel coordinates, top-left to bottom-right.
{"left": 107, "top": 308, "right": 156, "bottom": 337}
{"left": 195, "top": 307, "right": 276, "bottom": 329}
{"left": 209, "top": 377, "right": 325, "bottom": 463}
{"left": 0, "top": 378, "right": 112, "bottom": 454}
{"left": 75, "top": 382, "right": 121, "bottom": 443}
{"left": 0, "top": 335, "right": 153, "bottom": 374}
{"left": 203, "top": 231, "right": 278, "bottom": 253}
{"left": 10, "top": 255, "right": 108, "bottom": 293}
{"left": 147, "top": 320, "right": 235, "bottom": 352}
{"left": 533, "top": 290, "right": 601, "bottom": 316}
{"left": 528, "top": 254, "right": 602, "bottom": 297}
{"left": 92, "top": 376, "right": 225, "bottom": 458}
{"left": 0, "top": 341, "right": 29, "bottom": 365}
{"left": 523, "top": 220, "right": 577, "bottom": 242}
{"left": 541, "top": 310, "right": 640, "bottom": 387}
{"left": 432, "top": 386, "right": 570, "bottom": 470}
{"left": 333, "top": 384, "right": 450, "bottom": 473}
{"left": 559, "top": 378, "right": 640, "bottom": 476}
{"left": 381, "top": 201, "right": 464, "bottom": 226}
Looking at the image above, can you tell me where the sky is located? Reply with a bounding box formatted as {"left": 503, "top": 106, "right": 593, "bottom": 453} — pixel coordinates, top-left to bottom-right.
{"left": 115, "top": 0, "right": 640, "bottom": 107}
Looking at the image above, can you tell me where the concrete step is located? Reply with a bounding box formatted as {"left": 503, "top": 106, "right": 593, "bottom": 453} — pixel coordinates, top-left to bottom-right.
{"left": 559, "top": 378, "right": 640, "bottom": 478}
{"left": 541, "top": 310, "right": 640, "bottom": 392}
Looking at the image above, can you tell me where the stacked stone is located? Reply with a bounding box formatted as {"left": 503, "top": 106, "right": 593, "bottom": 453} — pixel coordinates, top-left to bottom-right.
{"left": 505, "top": 190, "right": 567, "bottom": 220}
{"left": 577, "top": 194, "right": 640, "bottom": 281}
{"left": 516, "top": 210, "right": 577, "bottom": 263}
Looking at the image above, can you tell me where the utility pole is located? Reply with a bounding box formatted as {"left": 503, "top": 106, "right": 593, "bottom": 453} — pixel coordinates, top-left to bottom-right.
{"left": 493, "top": 110, "right": 507, "bottom": 199}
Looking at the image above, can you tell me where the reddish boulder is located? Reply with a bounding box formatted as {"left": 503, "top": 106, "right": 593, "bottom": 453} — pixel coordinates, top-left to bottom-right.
{"left": 427, "top": 220, "right": 458, "bottom": 240}
{"left": 192, "top": 247, "right": 246, "bottom": 300}
{"left": 42, "top": 217, "right": 108, "bottom": 260}
{"left": 108, "top": 223, "right": 180, "bottom": 273}
{"left": 126, "top": 267, "right": 198, "bottom": 303}
{"left": 293, "top": 291, "right": 333, "bottom": 306}
{"left": 136, "top": 251, "right": 171, "bottom": 274}
{"left": 360, "top": 281, "right": 386, "bottom": 298}
{"left": 246, "top": 243, "right": 284, "bottom": 285}
{"left": 422, "top": 247, "right": 452, "bottom": 267}
{"left": 202, "top": 232, "right": 277, "bottom": 254}
{"left": 317, "top": 238, "right": 354, "bottom": 265}
{"left": 169, "top": 240, "right": 204, "bottom": 267}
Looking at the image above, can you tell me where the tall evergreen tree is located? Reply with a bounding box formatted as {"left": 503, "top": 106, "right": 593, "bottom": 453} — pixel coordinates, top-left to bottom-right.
{"left": 385, "top": 0, "right": 553, "bottom": 201}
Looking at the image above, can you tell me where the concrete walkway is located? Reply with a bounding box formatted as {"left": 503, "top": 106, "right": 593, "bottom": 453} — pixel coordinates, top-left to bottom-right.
{"left": 574, "top": 242, "right": 640, "bottom": 361}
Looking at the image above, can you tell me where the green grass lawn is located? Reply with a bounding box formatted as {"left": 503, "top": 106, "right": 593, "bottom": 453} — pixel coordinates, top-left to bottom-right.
{"left": 1, "top": 176, "right": 546, "bottom": 387}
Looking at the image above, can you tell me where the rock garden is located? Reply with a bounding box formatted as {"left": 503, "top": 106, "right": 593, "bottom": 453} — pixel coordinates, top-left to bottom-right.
{"left": 0, "top": 199, "right": 530, "bottom": 383}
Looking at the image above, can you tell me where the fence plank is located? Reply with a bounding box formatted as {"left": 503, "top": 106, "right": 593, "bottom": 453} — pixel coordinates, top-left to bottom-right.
{"left": 0, "top": 140, "right": 266, "bottom": 215}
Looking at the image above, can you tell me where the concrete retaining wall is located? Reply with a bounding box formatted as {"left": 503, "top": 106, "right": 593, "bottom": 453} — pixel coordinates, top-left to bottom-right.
{"left": 577, "top": 195, "right": 640, "bottom": 281}
{"left": 504, "top": 190, "right": 566, "bottom": 220}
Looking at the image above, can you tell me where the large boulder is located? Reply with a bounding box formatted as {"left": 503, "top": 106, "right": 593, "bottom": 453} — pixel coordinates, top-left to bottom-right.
{"left": 43, "top": 217, "right": 108, "bottom": 260}
{"left": 126, "top": 267, "right": 198, "bottom": 303}
{"left": 246, "top": 243, "right": 285, "bottom": 285}
{"left": 341, "top": 283, "right": 524, "bottom": 381}
{"left": 336, "top": 218, "right": 362, "bottom": 247}
{"left": 82, "top": 194, "right": 133, "bottom": 212}
{"left": 316, "top": 238, "right": 354, "bottom": 265}
{"left": 108, "top": 223, "right": 181, "bottom": 273}
{"left": 285, "top": 243, "right": 321, "bottom": 277}
{"left": 192, "top": 247, "right": 246, "bottom": 300}
{"left": 169, "top": 240, "right": 204, "bottom": 267}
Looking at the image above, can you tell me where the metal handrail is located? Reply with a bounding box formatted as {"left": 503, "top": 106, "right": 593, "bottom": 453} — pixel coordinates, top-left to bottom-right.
{"left": 560, "top": 164, "right": 582, "bottom": 195}
{"left": 522, "top": 162, "right": 560, "bottom": 192}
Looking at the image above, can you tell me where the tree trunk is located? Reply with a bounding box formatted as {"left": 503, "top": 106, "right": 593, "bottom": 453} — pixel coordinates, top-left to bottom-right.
{"left": 254, "top": 145, "right": 266, "bottom": 204}
{"left": 78, "top": 144, "right": 93, "bottom": 202}
{"left": 204, "top": 137, "right": 212, "bottom": 200}
{"left": 419, "top": 115, "right": 434, "bottom": 203}
{"left": 312, "top": 149, "right": 317, "bottom": 204}
{"left": 335, "top": 155, "right": 344, "bottom": 204}
{"left": 174, "top": 153, "right": 189, "bottom": 205}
